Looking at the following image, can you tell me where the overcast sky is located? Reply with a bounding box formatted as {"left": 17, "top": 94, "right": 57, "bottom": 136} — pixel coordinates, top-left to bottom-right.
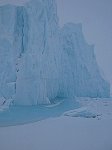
{"left": 57, "top": 0, "right": 112, "bottom": 85}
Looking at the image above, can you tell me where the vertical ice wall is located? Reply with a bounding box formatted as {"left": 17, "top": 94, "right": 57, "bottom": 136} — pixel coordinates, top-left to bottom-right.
{"left": 0, "top": 0, "right": 110, "bottom": 106}
{"left": 60, "top": 23, "right": 110, "bottom": 98}
{"left": 0, "top": 5, "right": 16, "bottom": 101}
{"left": 15, "top": 0, "right": 62, "bottom": 105}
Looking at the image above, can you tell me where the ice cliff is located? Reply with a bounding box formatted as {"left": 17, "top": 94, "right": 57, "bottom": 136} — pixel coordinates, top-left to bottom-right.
{"left": 0, "top": 0, "right": 110, "bottom": 106}
{"left": 60, "top": 23, "right": 110, "bottom": 98}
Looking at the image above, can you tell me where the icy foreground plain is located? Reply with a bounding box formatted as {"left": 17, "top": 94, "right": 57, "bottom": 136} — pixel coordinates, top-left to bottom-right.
{"left": 0, "top": 0, "right": 110, "bottom": 106}
{"left": 0, "top": 97, "right": 112, "bottom": 150}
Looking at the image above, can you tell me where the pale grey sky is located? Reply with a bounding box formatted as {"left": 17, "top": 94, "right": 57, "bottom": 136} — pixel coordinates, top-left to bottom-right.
{"left": 57, "top": 0, "right": 112, "bottom": 85}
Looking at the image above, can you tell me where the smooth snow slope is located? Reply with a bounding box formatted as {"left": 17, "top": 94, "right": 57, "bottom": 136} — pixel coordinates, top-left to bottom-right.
{"left": 0, "top": 0, "right": 110, "bottom": 106}
{"left": 0, "top": 117, "right": 112, "bottom": 150}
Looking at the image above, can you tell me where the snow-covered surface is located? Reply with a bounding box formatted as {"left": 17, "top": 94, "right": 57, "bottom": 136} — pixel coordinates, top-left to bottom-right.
{"left": 64, "top": 97, "right": 112, "bottom": 119}
{"left": 0, "top": 98, "right": 112, "bottom": 150}
{"left": 0, "top": 0, "right": 111, "bottom": 149}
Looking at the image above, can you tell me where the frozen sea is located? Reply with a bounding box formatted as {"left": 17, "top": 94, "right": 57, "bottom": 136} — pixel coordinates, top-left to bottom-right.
{"left": 0, "top": 97, "right": 112, "bottom": 150}
{"left": 0, "top": 98, "right": 80, "bottom": 127}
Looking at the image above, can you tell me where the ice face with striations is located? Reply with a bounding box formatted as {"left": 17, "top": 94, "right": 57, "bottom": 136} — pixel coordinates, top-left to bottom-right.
{"left": 60, "top": 23, "right": 110, "bottom": 98}
{"left": 0, "top": 0, "right": 110, "bottom": 106}
{"left": 0, "top": 5, "right": 16, "bottom": 101}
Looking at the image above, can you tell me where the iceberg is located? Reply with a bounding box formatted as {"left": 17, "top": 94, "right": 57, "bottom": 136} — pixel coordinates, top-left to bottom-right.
{"left": 0, "top": 0, "right": 110, "bottom": 106}
{"left": 60, "top": 23, "right": 110, "bottom": 98}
